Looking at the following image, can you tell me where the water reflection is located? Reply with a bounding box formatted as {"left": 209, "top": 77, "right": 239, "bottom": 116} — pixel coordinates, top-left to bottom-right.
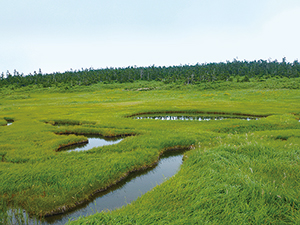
{"left": 134, "top": 115, "right": 258, "bottom": 121}
{"left": 18, "top": 150, "right": 186, "bottom": 225}
{"left": 58, "top": 135, "right": 123, "bottom": 152}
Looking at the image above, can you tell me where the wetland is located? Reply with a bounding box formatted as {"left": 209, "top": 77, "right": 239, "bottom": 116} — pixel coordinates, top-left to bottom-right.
{"left": 40, "top": 150, "right": 186, "bottom": 224}
{"left": 1, "top": 79, "right": 300, "bottom": 224}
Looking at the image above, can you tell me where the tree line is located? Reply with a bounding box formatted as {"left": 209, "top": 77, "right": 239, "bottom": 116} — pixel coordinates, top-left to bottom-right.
{"left": 1, "top": 58, "right": 300, "bottom": 88}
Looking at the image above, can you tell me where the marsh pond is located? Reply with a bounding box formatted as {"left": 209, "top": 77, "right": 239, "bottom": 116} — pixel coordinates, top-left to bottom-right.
{"left": 9, "top": 135, "right": 187, "bottom": 225}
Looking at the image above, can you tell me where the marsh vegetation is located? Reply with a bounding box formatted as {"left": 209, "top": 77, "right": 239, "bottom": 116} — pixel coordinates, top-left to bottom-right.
{"left": 0, "top": 65, "right": 300, "bottom": 224}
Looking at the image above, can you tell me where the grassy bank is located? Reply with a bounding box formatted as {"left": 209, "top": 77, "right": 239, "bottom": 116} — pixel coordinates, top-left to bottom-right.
{"left": 70, "top": 137, "right": 300, "bottom": 224}
{"left": 0, "top": 79, "right": 299, "bottom": 224}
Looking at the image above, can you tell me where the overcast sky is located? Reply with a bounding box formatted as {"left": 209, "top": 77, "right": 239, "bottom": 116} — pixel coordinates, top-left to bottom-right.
{"left": 1, "top": 0, "right": 300, "bottom": 75}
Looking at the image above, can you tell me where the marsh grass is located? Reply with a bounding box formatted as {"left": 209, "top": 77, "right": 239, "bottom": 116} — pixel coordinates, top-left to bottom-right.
{"left": 0, "top": 79, "right": 299, "bottom": 224}
{"left": 70, "top": 138, "right": 300, "bottom": 224}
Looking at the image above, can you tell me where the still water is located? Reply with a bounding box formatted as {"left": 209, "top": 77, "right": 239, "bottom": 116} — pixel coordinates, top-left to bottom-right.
{"left": 134, "top": 115, "right": 259, "bottom": 121}
{"left": 58, "top": 135, "right": 123, "bottom": 152}
{"left": 43, "top": 150, "right": 185, "bottom": 225}
{"left": 11, "top": 134, "right": 186, "bottom": 225}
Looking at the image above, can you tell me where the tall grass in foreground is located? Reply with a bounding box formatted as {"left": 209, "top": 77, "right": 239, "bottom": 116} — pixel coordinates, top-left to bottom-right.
{"left": 69, "top": 136, "right": 300, "bottom": 224}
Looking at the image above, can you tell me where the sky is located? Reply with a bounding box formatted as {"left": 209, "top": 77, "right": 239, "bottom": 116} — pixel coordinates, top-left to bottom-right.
{"left": 1, "top": 0, "right": 300, "bottom": 75}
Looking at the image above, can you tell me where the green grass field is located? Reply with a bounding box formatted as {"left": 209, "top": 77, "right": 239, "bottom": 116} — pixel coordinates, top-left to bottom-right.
{"left": 0, "top": 79, "right": 300, "bottom": 224}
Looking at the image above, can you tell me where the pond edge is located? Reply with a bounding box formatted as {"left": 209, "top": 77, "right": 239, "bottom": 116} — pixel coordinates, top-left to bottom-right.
{"left": 127, "top": 111, "right": 270, "bottom": 118}
{"left": 55, "top": 133, "right": 135, "bottom": 152}
{"left": 41, "top": 145, "right": 192, "bottom": 218}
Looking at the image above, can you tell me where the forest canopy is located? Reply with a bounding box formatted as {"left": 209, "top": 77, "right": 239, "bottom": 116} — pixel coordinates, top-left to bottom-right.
{"left": 1, "top": 58, "right": 300, "bottom": 88}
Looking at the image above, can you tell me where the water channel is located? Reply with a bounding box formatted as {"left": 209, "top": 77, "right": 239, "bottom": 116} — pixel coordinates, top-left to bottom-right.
{"left": 58, "top": 135, "right": 123, "bottom": 152}
{"left": 44, "top": 150, "right": 185, "bottom": 225}
{"left": 11, "top": 136, "right": 186, "bottom": 225}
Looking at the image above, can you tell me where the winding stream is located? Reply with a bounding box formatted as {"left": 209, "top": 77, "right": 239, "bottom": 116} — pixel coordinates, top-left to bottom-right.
{"left": 44, "top": 150, "right": 185, "bottom": 225}
{"left": 9, "top": 136, "right": 186, "bottom": 225}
